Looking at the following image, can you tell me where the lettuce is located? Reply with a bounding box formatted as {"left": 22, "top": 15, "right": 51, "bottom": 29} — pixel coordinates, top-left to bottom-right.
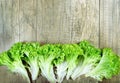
{"left": 62, "top": 44, "right": 83, "bottom": 80}
{"left": 86, "top": 48, "right": 120, "bottom": 81}
{"left": 71, "top": 41, "right": 101, "bottom": 80}
{"left": 53, "top": 44, "right": 66, "bottom": 83}
{"left": 38, "top": 44, "right": 61, "bottom": 83}
{"left": 20, "top": 42, "right": 40, "bottom": 81}
{"left": 0, "top": 43, "right": 30, "bottom": 83}
{"left": 0, "top": 41, "right": 120, "bottom": 83}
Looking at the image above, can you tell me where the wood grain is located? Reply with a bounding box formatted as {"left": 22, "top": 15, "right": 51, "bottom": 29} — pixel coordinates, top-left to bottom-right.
{"left": 100, "top": 0, "right": 120, "bottom": 83}
{"left": 0, "top": 0, "right": 27, "bottom": 83}
{"left": 0, "top": 0, "right": 4, "bottom": 53}
{"left": 0, "top": 0, "right": 120, "bottom": 83}
{"left": 19, "top": 0, "right": 37, "bottom": 42}
{"left": 36, "top": 0, "right": 99, "bottom": 83}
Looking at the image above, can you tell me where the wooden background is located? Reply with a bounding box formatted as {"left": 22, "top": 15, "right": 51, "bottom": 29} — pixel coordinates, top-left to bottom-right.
{"left": 0, "top": 0, "right": 120, "bottom": 83}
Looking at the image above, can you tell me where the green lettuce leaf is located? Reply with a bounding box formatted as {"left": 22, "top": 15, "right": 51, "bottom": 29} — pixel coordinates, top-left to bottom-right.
{"left": 86, "top": 48, "right": 120, "bottom": 81}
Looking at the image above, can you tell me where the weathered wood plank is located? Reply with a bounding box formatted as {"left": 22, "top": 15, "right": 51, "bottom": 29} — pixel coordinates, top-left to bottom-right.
{"left": 36, "top": 0, "right": 99, "bottom": 83}
{"left": 19, "top": 0, "right": 37, "bottom": 42}
{"left": 3, "top": 0, "right": 13, "bottom": 50}
{"left": 0, "top": 1, "right": 18, "bottom": 83}
{"left": 0, "top": 1, "right": 7, "bottom": 83}
{"left": 0, "top": 0, "right": 27, "bottom": 83}
{"left": 69, "top": 0, "right": 99, "bottom": 47}
{"left": 36, "top": 0, "right": 60, "bottom": 43}
{"left": 0, "top": 1, "right": 4, "bottom": 52}
{"left": 100, "top": 0, "right": 120, "bottom": 83}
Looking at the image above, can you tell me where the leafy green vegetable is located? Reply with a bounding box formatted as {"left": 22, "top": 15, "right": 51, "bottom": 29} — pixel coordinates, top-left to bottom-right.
{"left": 38, "top": 44, "right": 61, "bottom": 83}
{"left": 86, "top": 48, "right": 120, "bottom": 81}
{"left": 0, "top": 41, "right": 120, "bottom": 83}
{"left": 0, "top": 42, "right": 30, "bottom": 83}
{"left": 71, "top": 40, "right": 101, "bottom": 80}
{"left": 53, "top": 44, "right": 66, "bottom": 83}
{"left": 20, "top": 42, "right": 40, "bottom": 80}
{"left": 62, "top": 44, "right": 83, "bottom": 80}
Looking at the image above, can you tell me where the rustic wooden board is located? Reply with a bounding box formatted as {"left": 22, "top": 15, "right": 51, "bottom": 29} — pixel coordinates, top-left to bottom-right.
{"left": 0, "top": 0, "right": 120, "bottom": 83}
{"left": 36, "top": 0, "right": 99, "bottom": 83}
{"left": 0, "top": 1, "right": 6, "bottom": 83}
{"left": 0, "top": 0, "right": 4, "bottom": 53}
{"left": 100, "top": 0, "right": 120, "bottom": 83}
{"left": 0, "top": 0, "right": 27, "bottom": 83}
{"left": 19, "top": 0, "right": 37, "bottom": 42}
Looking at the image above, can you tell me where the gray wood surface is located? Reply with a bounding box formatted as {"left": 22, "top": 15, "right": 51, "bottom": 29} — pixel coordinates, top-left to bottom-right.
{"left": 99, "top": 0, "right": 120, "bottom": 83}
{"left": 0, "top": 0, "right": 119, "bottom": 83}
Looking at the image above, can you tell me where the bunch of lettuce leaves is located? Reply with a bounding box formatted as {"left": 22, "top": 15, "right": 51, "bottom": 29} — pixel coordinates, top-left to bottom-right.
{"left": 0, "top": 40, "right": 120, "bottom": 83}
